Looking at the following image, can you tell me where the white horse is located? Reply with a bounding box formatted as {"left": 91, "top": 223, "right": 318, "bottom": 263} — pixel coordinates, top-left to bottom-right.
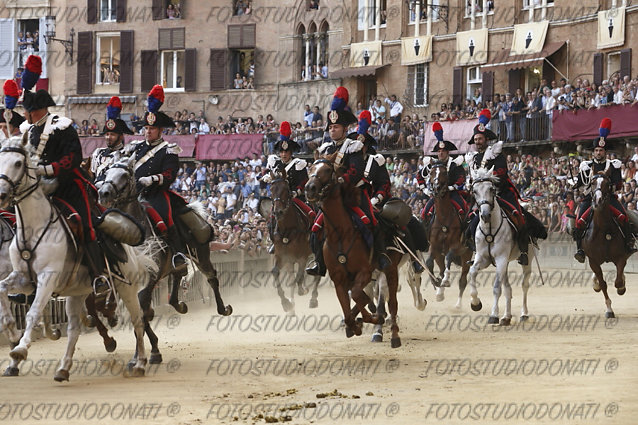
{"left": 0, "top": 137, "right": 156, "bottom": 381}
{"left": 466, "top": 168, "right": 533, "bottom": 326}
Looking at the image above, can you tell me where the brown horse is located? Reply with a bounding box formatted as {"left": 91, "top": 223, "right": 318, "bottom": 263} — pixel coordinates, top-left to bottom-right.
{"left": 583, "top": 172, "right": 630, "bottom": 318}
{"left": 426, "top": 162, "right": 473, "bottom": 308}
{"left": 264, "top": 171, "right": 320, "bottom": 313}
{"left": 305, "top": 160, "right": 402, "bottom": 348}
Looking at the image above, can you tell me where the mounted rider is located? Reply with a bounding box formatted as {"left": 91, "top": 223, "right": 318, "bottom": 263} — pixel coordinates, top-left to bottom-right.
{"left": 18, "top": 55, "right": 110, "bottom": 294}
{"left": 465, "top": 109, "right": 546, "bottom": 265}
{"left": 306, "top": 86, "right": 391, "bottom": 276}
{"left": 130, "top": 85, "right": 187, "bottom": 272}
{"left": 263, "top": 121, "right": 316, "bottom": 253}
{"left": 356, "top": 110, "right": 426, "bottom": 273}
{"left": 1, "top": 79, "right": 25, "bottom": 139}
{"left": 89, "top": 96, "right": 133, "bottom": 185}
{"left": 418, "top": 122, "right": 468, "bottom": 225}
{"left": 571, "top": 118, "right": 636, "bottom": 262}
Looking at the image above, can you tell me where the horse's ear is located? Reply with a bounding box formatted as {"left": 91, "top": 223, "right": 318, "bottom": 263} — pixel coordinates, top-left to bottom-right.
{"left": 21, "top": 131, "right": 29, "bottom": 146}
{"left": 127, "top": 155, "right": 136, "bottom": 170}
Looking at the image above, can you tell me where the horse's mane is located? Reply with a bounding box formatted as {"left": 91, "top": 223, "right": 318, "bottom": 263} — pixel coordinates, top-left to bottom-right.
{"left": 339, "top": 181, "right": 359, "bottom": 208}
{"left": 473, "top": 167, "right": 499, "bottom": 185}
{"left": 188, "top": 200, "right": 211, "bottom": 222}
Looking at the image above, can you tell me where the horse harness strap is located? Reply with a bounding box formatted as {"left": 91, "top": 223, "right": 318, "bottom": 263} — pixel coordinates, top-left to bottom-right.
{"left": 322, "top": 211, "right": 358, "bottom": 267}
{"left": 134, "top": 141, "right": 168, "bottom": 171}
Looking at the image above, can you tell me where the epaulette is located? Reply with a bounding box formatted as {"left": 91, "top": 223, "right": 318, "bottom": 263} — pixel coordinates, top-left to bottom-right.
{"left": 611, "top": 159, "right": 622, "bottom": 169}
{"left": 317, "top": 142, "right": 333, "bottom": 154}
{"left": 484, "top": 141, "right": 503, "bottom": 162}
{"left": 294, "top": 158, "right": 307, "bottom": 170}
{"left": 465, "top": 152, "right": 477, "bottom": 165}
{"left": 49, "top": 116, "right": 72, "bottom": 131}
{"left": 166, "top": 143, "right": 182, "bottom": 155}
{"left": 453, "top": 155, "right": 465, "bottom": 166}
{"left": 372, "top": 153, "right": 385, "bottom": 166}
{"left": 267, "top": 154, "right": 278, "bottom": 169}
{"left": 344, "top": 139, "right": 363, "bottom": 154}
{"left": 579, "top": 161, "right": 591, "bottom": 172}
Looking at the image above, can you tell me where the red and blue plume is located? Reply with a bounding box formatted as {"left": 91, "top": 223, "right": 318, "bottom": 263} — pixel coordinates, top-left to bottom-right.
{"left": 330, "top": 86, "right": 349, "bottom": 111}
{"left": 3, "top": 80, "right": 20, "bottom": 109}
{"left": 478, "top": 109, "right": 491, "bottom": 125}
{"left": 21, "top": 55, "right": 42, "bottom": 91}
{"left": 357, "top": 110, "right": 372, "bottom": 134}
{"left": 599, "top": 118, "right": 612, "bottom": 138}
{"left": 279, "top": 121, "right": 292, "bottom": 140}
{"left": 147, "top": 85, "right": 165, "bottom": 113}
{"left": 432, "top": 122, "right": 444, "bottom": 142}
{"left": 107, "top": 96, "right": 122, "bottom": 120}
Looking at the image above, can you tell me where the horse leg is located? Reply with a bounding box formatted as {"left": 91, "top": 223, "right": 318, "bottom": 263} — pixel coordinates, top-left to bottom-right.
{"left": 0, "top": 272, "right": 32, "bottom": 348}
{"left": 41, "top": 303, "right": 61, "bottom": 341}
{"left": 169, "top": 274, "right": 188, "bottom": 314}
{"left": 333, "top": 279, "right": 356, "bottom": 338}
{"left": 407, "top": 260, "right": 426, "bottom": 311}
{"left": 84, "top": 294, "right": 98, "bottom": 328}
{"left": 54, "top": 295, "right": 85, "bottom": 382}
{"left": 309, "top": 276, "right": 320, "bottom": 309}
{"left": 468, "top": 254, "right": 490, "bottom": 312}
{"left": 590, "top": 261, "right": 614, "bottom": 318}
{"left": 195, "top": 249, "right": 232, "bottom": 316}
{"left": 433, "top": 253, "right": 447, "bottom": 303}
{"left": 350, "top": 270, "right": 380, "bottom": 330}
{"left": 520, "top": 262, "right": 532, "bottom": 321}
{"left": 425, "top": 254, "right": 439, "bottom": 289}
{"left": 498, "top": 261, "right": 512, "bottom": 326}
{"left": 295, "top": 261, "right": 309, "bottom": 296}
{"left": 272, "top": 255, "right": 294, "bottom": 313}
{"left": 385, "top": 265, "right": 401, "bottom": 348}
{"left": 137, "top": 281, "right": 162, "bottom": 365}
{"left": 488, "top": 258, "right": 508, "bottom": 325}
{"left": 363, "top": 276, "right": 377, "bottom": 313}
{"left": 441, "top": 252, "right": 453, "bottom": 287}
{"left": 614, "top": 258, "right": 627, "bottom": 296}
{"left": 85, "top": 294, "right": 117, "bottom": 352}
{"left": 371, "top": 292, "right": 385, "bottom": 343}
{"left": 456, "top": 252, "right": 471, "bottom": 310}
{"left": 104, "top": 292, "right": 119, "bottom": 327}
{"left": 117, "top": 280, "right": 147, "bottom": 377}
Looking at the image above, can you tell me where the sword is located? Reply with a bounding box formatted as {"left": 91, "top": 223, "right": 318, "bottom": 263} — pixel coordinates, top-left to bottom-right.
{"left": 533, "top": 245, "right": 545, "bottom": 286}
{"left": 393, "top": 235, "right": 441, "bottom": 286}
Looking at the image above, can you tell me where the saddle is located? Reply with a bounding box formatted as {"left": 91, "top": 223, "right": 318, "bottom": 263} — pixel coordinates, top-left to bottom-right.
{"left": 53, "top": 197, "right": 84, "bottom": 245}
{"left": 497, "top": 198, "right": 525, "bottom": 235}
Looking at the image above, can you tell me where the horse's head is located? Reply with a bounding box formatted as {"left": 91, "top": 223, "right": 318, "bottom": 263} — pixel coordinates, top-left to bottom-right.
{"left": 305, "top": 159, "right": 336, "bottom": 204}
{"left": 471, "top": 167, "right": 498, "bottom": 223}
{"left": 592, "top": 171, "right": 612, "bottom": 209}
{"left": 98, "top": 156, "right": 135, "bottom": 208}
{"left": 429, "top": 162, "right": 449, "bottom": 197}
{"left": 270, "top": 177, "right": 291, "bottom": 219}
{"left": 0, "top": 136, "right": 35, "bottom": 209}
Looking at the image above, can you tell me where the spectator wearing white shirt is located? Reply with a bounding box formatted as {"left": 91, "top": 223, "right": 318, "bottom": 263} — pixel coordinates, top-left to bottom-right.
{"left": 631, "top": 146, "right": 638, "bottom": 163}
{"left": 384, "top": 95, "right": 403, "bottom": 124}
{"left": 370, "top": 99, "right": 386, "bottom": 121}
{"left": 613, "top": 86, "right": 624, "bottom": 104}
{"left": 544, "top": 89, "right": 556, "bottom": 141}
{"left": 198, "top": 118, "right": 210, "bottom": 134}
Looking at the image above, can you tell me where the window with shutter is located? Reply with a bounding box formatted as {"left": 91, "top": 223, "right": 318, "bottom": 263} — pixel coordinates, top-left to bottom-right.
{"left": 95, "top": 33, "right": 120, "bottom": 89}
{"left": 508, "top": 69, "right": 521, "bottom": 97}
{"left": 100, "top": 0, "right": 116, "bottom": 22}
{"left": 152, "top": 0, "right": 165, "bottom": 20}
{"left": 154, "top": 0, "right": 184, "bottom": 20}
{"left": 161, "top": 51, "right": 185, "bottom": 91}
{"left": 620, "top": 48, "right": 632, "bottom": 80}
{"left": 116, "top": 0, "right": 127, "bottom": 22}
{"left": 0, "top": 19, "right": 15, "bottom": 79}
{"left": 593, "top": 53, "right": 603, "bottom": 86}
{"left": 158, "top": 28, "right": 185, "bottom": 50}
{"left": 119, "top": 30, "right": 134, "bottom": 93}
{"left": 228, "top": 25, "right": 242, "bottom": 49}
{"left": 87, "top": 0, "right": 98, "bottom": 24}
{"left": 482, "top": 71, "right": 493, "bottom": 103}
{"left": 414, "top": 64, "right": 428, "bottom": 106}
{"left": 210, "top": 49, "right": 228, "bottom": 90}
{"left": 141, "top": 50, "right": 158, "bottom": 92}
{"left": 184, "top": 49, "right": 196, "bottom": 91}
{"left": 467, "top": 66, "right": 482, "bottom": 101}
{"left": 452, "top": 67, "right": 463, "bottom": 107}
{"left": 77, "top": 31, "right": 93, "bottom": 94}
{"left": 228, "top": 24, "right": 256, "bottom": 49}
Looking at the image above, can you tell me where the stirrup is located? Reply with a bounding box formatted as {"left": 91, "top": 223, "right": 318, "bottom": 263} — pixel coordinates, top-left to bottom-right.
{"left": 574, "top": 249, "right": 586, "bottom": 264}
{"left": 517, "top": 252, "right": 529, "bottom": 266}
{"left": 93, "top": 275, "right": 111, "bottom": 296}
{"left": 172, "top": 252, "right": 188, "bottom": 271}
{"left": 305, "top": 261, "right": 324, "bottom": 277}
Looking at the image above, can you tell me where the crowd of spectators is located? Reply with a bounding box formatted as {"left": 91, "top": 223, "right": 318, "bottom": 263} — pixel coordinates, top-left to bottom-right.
{"left": 234, "top": 0, "right": 252, "bottom": 15}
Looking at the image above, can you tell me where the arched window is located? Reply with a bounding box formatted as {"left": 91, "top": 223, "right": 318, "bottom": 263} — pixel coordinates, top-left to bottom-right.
{"left": 298, "top": 21, "right": 329, "bottom": 81}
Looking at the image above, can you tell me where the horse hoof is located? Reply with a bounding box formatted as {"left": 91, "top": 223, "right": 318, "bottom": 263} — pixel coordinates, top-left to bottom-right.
{"left": 9, "top": 341, "right": 18, "bottom": 350}
{"left": 354, "top": 326, "right": 363, "bottom": 337}
{"left": 86, "top": 315, "right": 97, "bottom": 328}
{"left": 297, "top": 286, "right": 309, "bottom": 296}
{"left": 435, "top": 293, "right": 444, "bottom": 302}
{"left": 345, "top": 327, "right": 354, "bottom": 338}
{"left": 127, "top": 360, "right": 136, "bottom": 370}
{"left": 130, "top": 367, "right": 145, "bottom": 378}
{"left": 53, "top": 369, "right": 70, "bottom": 382}
{"left": 281, "top": 298, "right": 294, "bottom": 313}
{"left": 605, "top": 311, "right": 616, "bottom": 319}
{"left": 149, "top": 353, "right": 163, "bottom": 364}
{"left": 3, "top": 366, "right": 19, "bottom": 377}
{"left": 391, "top": 337, "right": 402, "bottom": 348}
{"left": 617, "top": 287, "right": 626, "bottom": 296}
{"left": 9, "top": 347, "right": 27, "bottom": 362}
{"left": 499, "top": 318, "right": 511, "bottom": 326}
{"left": 520, "top": 315, "right": 529, "bottom": 322}
{"left": 108, "top": 316, "right": 118, "bottom": 328}
{"left": 309, "top": 299, "right": 318, "bottom": 309}
{"left": 105, "top": 338, "right": 117, "bottom": 353}
{"left": 487, "top": 316, "right": 499, "bottom": 325}
{"left": 593, "top": 283, "right": 602, "bottom": 293}
{"left": 368, "top": 302, "right": 377, "bottom": 314}
{"left": 371, "top": 333, "right": 383, "bottom": 343}
{"left": 441, "top": 279, "right": 451, "bottom": 288}
{"left": 416, "top": 299, "right": 427, "bottom": 311}
{"left": 470, "top": 301, "right": 482, "bottom": 312}
{"left": 221, "top": 305, "right": 233, "bottom": 316}
{"left": 50, "top": 329, "right": 61, "bottom": 341}
{"left": 172, "top": 302, "right": 188, "bottom": 314}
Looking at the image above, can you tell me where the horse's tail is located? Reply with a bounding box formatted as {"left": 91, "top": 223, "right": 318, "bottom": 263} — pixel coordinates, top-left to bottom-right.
{"left": 133, "top": 237, "right": 163, "bottom": 277}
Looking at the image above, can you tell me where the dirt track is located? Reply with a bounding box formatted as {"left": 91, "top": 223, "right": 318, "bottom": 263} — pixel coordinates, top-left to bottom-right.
{"left": 1, "top": 261, "right": 637, "bottom": 425}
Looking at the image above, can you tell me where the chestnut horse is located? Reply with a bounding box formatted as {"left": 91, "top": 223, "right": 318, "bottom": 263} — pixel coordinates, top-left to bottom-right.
{"left": 583, "top": 172, "right": 631, "bottom": 318}
{"left": 305, "top": 160, "right": 402, "bottom": 348}
{"left": 426, "top": 162, "right": 473, "bottom": 308}
{"left": 265, "top": 171, "right": 320, "bottom": 314}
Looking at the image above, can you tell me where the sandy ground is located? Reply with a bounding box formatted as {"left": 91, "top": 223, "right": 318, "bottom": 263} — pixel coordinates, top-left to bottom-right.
{"left": 1, "top": 261, "right": 637, "bottom": 425}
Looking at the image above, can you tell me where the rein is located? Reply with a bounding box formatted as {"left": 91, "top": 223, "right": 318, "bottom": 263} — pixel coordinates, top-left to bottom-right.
{"left": 473, "top": 179, "right": 505, "bottom": 264}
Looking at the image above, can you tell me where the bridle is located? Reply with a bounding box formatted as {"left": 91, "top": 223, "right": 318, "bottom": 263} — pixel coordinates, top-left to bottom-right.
{"left": 308, "top": 159, "right": 337, "bottom": 203}
{"left": 472, "top": 176, "right": 504, "bottom": 261}
{"left": 100, "top": 162, "right": 137, "bottom": 206}
{"left": 0, "top": 145, "right": 41, "bottom": 204}
{"left": 270, "top": 178, "right": 292, "bottom": 216}
{"left": 591, "top": 173, "right": 610, "bottom": 206}
{"left": 471, "top": 177, "right": 496, "bottom": 210}
{"left": 430, "top": 162, "right": 449, "bottom": 198}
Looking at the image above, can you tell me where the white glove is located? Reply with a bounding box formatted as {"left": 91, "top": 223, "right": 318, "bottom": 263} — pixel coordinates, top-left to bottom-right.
{"left": 291, "top": 189, "right": 298, "bottom": 198}
{"left": 337, "top": 177, "right": 345, "bottom": 184}
{"left": 261, "top": 174, "right": 272, "bottom": 183}
{"left": 419, "top": 184, "right": 426, "bottom": 191}
{"left": 371, "top": 196, "right": 380, "bottom": 206}
{"left": 139, "top": 176, "right": 154, "bottom": 187}
{"left": 567, "top": 178, "right": 576, "bottom": 188}
{"left": 447, "top": 186, "right": 456, "bottom": 191}
{"left": 37, "top": 164, "right": 55, "bottom": 177}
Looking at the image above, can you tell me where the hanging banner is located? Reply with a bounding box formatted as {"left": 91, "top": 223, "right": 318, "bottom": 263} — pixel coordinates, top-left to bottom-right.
{"left": 598, "top": 7, "right": 625, "bottom": 49}
{"left": 196, "top": 134, "right": 263, "bottom": 160}
{"left": 456, "top": 28, "right": 489, "bottom": 66}
{"left": 510, "top": 21, "right": 549, "bottom": 56}
{"left": 350, "top": 41, "right": 383, "bottom": 67}
{"left": 401, "top": 35, "right": 432, "bottom": 65}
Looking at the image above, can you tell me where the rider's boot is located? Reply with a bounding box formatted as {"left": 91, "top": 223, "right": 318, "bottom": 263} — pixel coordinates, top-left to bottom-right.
{"left": 305, "top": 233, "right": 326, "bottom": 277}
{"left": 465, "top": 214, "right": 479, "bottom": 252}
{"left": 517, "top": 226, "right": 530, "bottom": 266}
{"left": 166, "top": 225, "right": 188, "bottom": 273}
{"left": 622, "top": 221, "right": 637, "bottom": 255}
{"left": 85, "top": 239, "right": 111, "bottom": 296}
{"left": 573, "top": 228, "right": 586, "bottom": 263}
{"left": 373, "top": 224, "right": 391, "bottom": 271}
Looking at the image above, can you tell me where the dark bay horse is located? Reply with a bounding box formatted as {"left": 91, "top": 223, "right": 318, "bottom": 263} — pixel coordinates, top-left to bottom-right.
{"left": 305, "top": 160, "right": 402, "bottom": 348}
{"left": 426, "top": 162, "right": 472, "bottom": 308}
{"left": 583, "top": 172, "right": 631, "bottom": 318}
{"left": 98, "top": 158, "right": 232, "bottom": 363}
{"left": 263, "top": 172, "right": 320, "bottom": 314}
